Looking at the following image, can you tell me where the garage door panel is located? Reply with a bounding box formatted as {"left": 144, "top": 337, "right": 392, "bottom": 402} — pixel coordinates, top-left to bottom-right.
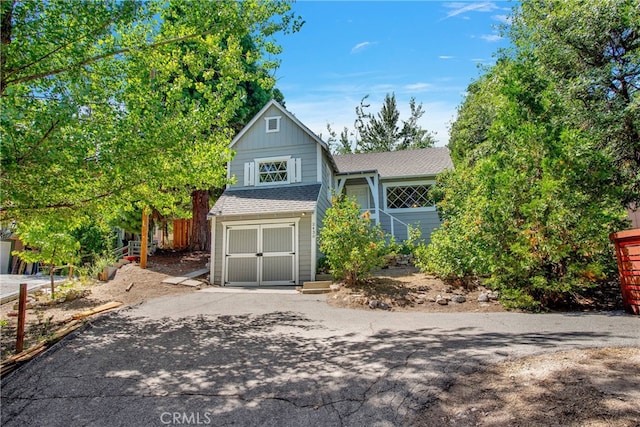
{"left": 262, "top": 226, "right": 293, "bottom": 253}
{"left": 262, "top": 256, "right": 294, "bottom": 282}
{"left": 228, "top": 228, "right": 258, "bottom": 254}
{"left": 227, "top": 257, "right": 258, "bottom": 283}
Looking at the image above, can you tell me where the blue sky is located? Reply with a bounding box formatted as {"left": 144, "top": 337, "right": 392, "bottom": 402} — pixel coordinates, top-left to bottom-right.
{"left": 273, "top": 1, "right": 516, "bottom": 147}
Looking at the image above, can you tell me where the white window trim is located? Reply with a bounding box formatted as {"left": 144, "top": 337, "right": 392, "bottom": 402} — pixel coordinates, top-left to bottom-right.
{"left": 265, "top": 116, "right": 281, "bottom": 133}
{"left": 255, "top": 155, "right": 292, "bottom": 186}
{"left": 382, "top": 180, "right": 436, "bottom": 212}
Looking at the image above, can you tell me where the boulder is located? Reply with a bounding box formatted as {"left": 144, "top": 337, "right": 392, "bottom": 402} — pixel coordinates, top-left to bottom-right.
{"left": 451, "top": 295, "right": 466, "bottom": 304}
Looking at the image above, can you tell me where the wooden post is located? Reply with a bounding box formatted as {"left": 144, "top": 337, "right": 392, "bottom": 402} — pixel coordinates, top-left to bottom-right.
{"left": 140, "top": 207, "right": 149, "bottom": 269}
{"left": 16, "top": 283, "right": 27, "bottom": 353}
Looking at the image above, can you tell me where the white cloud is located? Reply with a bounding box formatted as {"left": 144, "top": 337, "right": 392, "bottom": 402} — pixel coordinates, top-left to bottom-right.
{"left": 351, "top": 41, "right": 376, "bottom": 54}
{"left": 480, "top": 34, "right": 503, "bottom": 42}
{"left": 404, "top": 82, "right": 435, "bottom": 92}
{"left": 438, "top": 55, "right": 455, "bottom": 60}
{"left": 442, "top": 2, "right": 499, "bottom": 19}
{"left": 493, "top": 14, "right": 511, "bottom": 24}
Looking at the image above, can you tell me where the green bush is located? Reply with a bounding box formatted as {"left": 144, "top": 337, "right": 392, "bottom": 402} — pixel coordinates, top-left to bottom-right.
{"left": 319, "top": 195, "right": 385, "bottom": 286}
{"left": 417, "top": 59, "right": 629, "bottom": 310}
{"left": 316, "top": 256, "right": 330, "bottom": 274}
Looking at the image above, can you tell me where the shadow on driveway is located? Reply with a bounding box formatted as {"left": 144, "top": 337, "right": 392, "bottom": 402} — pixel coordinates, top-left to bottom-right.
{"left": 1, "top": 310, "right": 637, "bottom": 427}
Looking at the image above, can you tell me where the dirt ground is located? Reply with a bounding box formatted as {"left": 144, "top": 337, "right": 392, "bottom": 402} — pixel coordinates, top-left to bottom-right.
{"left": 417, "top": 346, "right": 640, "bottom": 426}
{"left": 0, "top": 250, "right": 209, "bottom": 359}
{"left": 327, "top": 266, "right": 506, "bottom": 313}
{"left": 1, "top": 251, "right": 638, "bottom": 426}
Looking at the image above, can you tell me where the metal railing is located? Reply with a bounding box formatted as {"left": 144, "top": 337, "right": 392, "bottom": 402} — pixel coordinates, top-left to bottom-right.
{"left": 113, "top": 241, "right": 158, "bottom": 261}
{"left": 360, "top": 209, "right": 410, "bottom": 240}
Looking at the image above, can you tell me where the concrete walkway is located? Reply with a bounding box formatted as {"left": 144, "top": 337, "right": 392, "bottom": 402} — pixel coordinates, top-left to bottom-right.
{"left": 0, "top": 275, "right": 67, "bottom": 304}
{"left": 1, "top": 290, "right": 638, "bottom": 426}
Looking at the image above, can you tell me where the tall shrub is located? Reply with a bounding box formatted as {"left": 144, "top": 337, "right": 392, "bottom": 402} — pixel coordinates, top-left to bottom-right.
{"left": 319, "top": 195, "right": 385, "bottom": 286}
{"left": 418, "top": 59, "right": 628, "bottom": 309}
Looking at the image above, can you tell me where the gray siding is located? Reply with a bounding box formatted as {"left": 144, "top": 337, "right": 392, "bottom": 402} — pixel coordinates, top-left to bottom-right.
{"left": 229, "top": 105, "right": 320, "bottom": 190}
{"left": 337, "top": 178, "right": 442, "bottom": 243}
{"left": 377, "top": 209, "right": 442, "bottom": 243}
{"left": 315, "top": 150, "right": 337, "bottom": 262}
{"left": 298, "top": 215, "right": 312, "bottom": 282}
{"left": 315, "top": 183, "right": 332, "bottom": 261}
{"left": 377, "top": 177, "right": 441, "bottom": 243}
{"left": 212, "top": 218, "right": 224, "bottom": 285}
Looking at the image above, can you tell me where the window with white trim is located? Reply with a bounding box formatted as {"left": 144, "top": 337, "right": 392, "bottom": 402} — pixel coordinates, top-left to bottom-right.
{"left": 244, "top": 156, "right": 302, "bottom": 186}
{"left": 259, "top": 159, "right": 288, "bottom": 183}
{"left": 385, "top": 182, "right": 434, "bottom": 210}
{"left": 265, "top": 116, "right": 281, "bottom": 133}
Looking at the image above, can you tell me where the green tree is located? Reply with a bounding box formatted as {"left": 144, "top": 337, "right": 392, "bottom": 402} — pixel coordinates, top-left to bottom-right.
{"left": 13, "top": 220, "right": 80, "bottom": 299}
{"left": 152, "top": 2, "right": 295, "bottom": 251}
{"left": 319, "top": 195, "right": 385, "bottom": 286}
{"left": 325, "top": 124, "right": 354, "bottom": 154}
{"left": 510, "top": 0, "right": 640, "bottom": 206}
{"left": 354, "top": 93, "right": 436, "bottom": 152}
{"left": 448, "top": 72, "right": 499, "bottom": 166}
{"left": 0, "top": 0, "right": 301, "bottom": 235}
{"left": 420, "top": 1, "right": 637, "bottom": 310}
{"left": 325, "top": 93, "right": 436, "bottom": 154}
{"left": 421, "top": 57, "right": 628, "bottom": 310}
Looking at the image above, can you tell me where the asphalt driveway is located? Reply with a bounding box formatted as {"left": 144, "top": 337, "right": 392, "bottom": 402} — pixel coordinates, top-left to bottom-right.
{"left": 1, "top": 290, "right": 638, "bottom": 426}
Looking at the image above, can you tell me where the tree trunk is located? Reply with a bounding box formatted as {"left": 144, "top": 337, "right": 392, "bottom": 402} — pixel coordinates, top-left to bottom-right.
{"left": 190, "top": 189, "right": 210, "bottom": 251}
{"left": 49, "top": 262, "right": 55, "bottom": 299}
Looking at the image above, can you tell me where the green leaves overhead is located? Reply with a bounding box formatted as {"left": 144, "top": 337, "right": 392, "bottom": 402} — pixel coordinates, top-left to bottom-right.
{"left": 1, "top": 0, "right": 301, "bottom": 223}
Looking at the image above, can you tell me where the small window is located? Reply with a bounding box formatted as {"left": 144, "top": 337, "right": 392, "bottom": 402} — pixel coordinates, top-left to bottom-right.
{"left": 258, "top": 159, "right": 288, "bottom": 183}
{"left": 386, "top": 184, "right": 434, "bottom": 210}
{"left": 248, "top": 156, "right": 301, "bottom": 186}
{"left": 265, "top": 116, "right": 281, "bottom": 133}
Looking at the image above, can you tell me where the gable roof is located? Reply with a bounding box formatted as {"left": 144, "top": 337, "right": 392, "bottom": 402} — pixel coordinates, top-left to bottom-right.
{"left": 208, "top": 184, "right": 321, "bottom": 218}
{"left": 230, "top": 100, "right": 328, "bottom": 151}
{"left": 229, "top": 99, "right": 338, "bottom": 173}
{"left": 333, "top": 147, "right": 453, "bottom": 179}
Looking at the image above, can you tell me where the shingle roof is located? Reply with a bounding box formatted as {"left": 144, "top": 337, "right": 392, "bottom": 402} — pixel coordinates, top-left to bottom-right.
{"left": 208, "top": 184, "right": 321, "bottom": 218}
{"left": 333, "top": 147, "right": 453, "bottom": 178}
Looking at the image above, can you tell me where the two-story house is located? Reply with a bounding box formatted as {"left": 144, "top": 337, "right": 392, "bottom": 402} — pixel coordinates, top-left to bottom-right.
{"left": 207, "top": 100, "right": 453, "bottom": 286}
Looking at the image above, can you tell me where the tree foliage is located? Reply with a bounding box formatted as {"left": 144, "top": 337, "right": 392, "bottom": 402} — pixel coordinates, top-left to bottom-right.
{"left": 448, "top": 73, "right": 499, "bottom": 166}
{"left": 319, "top": 195, "right": 385, "bottom": 286}
{"left": 326, "top": 93, "right": 436, "bottom": 154}
{"left": 149, "top": 2, "right": 292, "bottom": 251}
{"left": 13, "top": 219, "right": 81, "bottom": 298}
{"left": 421, "top": 0, "right": 639, "bottom": 309}
{"left": 419, "top": 33, "right": 631, "bottom": 309}
{"left": 0, "top": 0, "right": 301, "bottom": 230}
{"left": 510, "top": 0, "right": 640, "bottom": 206}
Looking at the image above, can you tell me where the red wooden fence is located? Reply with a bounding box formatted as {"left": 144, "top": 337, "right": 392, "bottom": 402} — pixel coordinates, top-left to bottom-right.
{"left": 610, "top": 228, "right": 640, "bottom": 314}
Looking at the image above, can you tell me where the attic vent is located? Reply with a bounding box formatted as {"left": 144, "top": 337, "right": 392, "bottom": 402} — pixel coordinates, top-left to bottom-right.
{"left": 265, "top": 116, "right": 281, "bottom": 133}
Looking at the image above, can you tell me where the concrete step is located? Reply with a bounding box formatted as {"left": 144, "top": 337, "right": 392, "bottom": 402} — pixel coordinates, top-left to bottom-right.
{"left": 298, "top": 280, "right": 332, "bottom": 294}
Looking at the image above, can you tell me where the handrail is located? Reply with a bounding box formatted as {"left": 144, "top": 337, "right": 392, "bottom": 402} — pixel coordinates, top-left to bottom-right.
{"left": 113, "top": 240, "right": 158, "bottom": 260}
{"left": 361, "top": 208, "right": 410, "bottom": 239}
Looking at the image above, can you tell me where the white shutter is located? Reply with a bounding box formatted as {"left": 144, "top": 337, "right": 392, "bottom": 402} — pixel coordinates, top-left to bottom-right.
{"left": 294, "top": 158, "right": 302, "bottom": 183}
{"left": 244, "top": 161, "right": 255, "bottom": 186}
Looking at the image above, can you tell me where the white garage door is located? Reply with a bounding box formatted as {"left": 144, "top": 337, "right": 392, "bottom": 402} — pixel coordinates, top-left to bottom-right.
{"left": 224, "top": 223, "right": 296, "bottom": 286}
